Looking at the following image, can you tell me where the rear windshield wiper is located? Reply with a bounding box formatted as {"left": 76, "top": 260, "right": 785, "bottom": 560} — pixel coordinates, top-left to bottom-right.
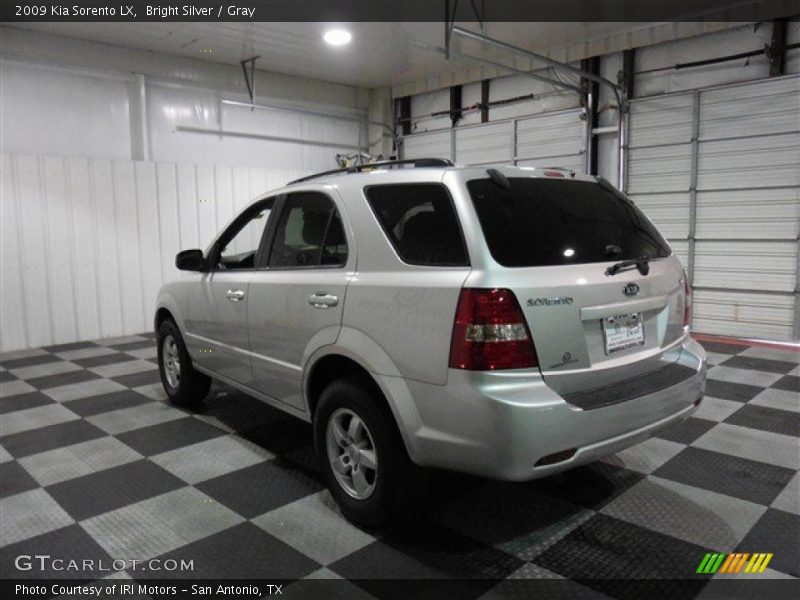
{"left": 606, "top": 256, "right": 651, "bottom": 276}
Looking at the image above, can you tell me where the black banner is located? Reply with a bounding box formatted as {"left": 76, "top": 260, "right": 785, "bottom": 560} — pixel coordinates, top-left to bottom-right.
{"left": 2, "top": 0, "right": 799, "bottom": 23}
{"left": 3, "top": 578, "right": 800, "bottom": 600}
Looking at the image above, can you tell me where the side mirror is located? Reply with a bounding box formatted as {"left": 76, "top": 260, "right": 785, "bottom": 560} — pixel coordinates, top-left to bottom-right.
{"left": 175, "top": 249, "right": 206, "bottom": 272}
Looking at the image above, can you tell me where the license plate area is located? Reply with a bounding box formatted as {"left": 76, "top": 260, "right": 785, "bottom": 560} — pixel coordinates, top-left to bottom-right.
{"left": 603, "top": 312, "right": 644, "bottom": 355}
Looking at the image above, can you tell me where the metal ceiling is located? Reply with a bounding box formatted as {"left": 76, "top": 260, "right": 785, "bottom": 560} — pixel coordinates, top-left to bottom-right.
{"left": 8, "top": 21, "right": 751, "bottom": 93}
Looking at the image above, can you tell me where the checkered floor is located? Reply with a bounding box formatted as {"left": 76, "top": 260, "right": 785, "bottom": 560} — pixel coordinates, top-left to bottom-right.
{"left": 0, "top": 335, "right": 798, "bottom": 598}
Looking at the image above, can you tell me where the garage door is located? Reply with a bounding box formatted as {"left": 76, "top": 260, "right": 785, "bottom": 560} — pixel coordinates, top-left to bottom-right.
{"left": 401, "top": 108, "right": 586, "bottom": 172}
{"left": 627, "top": 75, "right": 800, "bottom": 341}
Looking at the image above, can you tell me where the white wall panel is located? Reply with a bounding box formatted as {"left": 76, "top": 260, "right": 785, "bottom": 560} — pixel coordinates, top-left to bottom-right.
{"left": 1, "top": 60, "right": 364, "bottom": 173}
{"left": 627, "top": 144, "right": 693, "bottom": 195}
{"left": 41, "top": 156, "right": 79, "bottom": 345}
{"left": 0, "top": 153, "right": 301, "bottom": 353}
{"left": 631, "top": 193, "right": 691, "bottom": 240}
{"left": 693, "top": 289, "right": 796, "bottom": 341}
{"left": 68, "top": 157, "right": 103, "bottom": 342}
{"left": 402, "top": 131, "right": 452, "bottom": 161}
{"left": 693, "top": 241, "right": 797, "bottom": 293}
{"left": 515, "top": 109, "right": 585, "bottom": 168}
{"left": 455, "top": 122, "right": 512, "bottom": 166}
{"left": 697, "top": 133, "right": 800, "bottom": 191}
{"left": 628, "top": 93, "right": 694, "bottom": 148}
{"left": 627, "top": 75, "right": 800, "bottom": 340}
{"left": 696, "top": 188, "right": 800, "bottom": 240}
{"left": 699, "top": 77, "right": 800, "bottom": 140}
{"left": 0, "top": 61, "right": 132, "bottom": 160}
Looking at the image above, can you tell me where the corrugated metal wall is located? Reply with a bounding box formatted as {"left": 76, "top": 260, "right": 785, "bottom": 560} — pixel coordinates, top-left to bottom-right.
{"left": 402, "top": 108, "right": 586, "bottom": 172}
{"left": 627, "top": 75, "right": 800, "bottom": 341}
{"left": 0, "top": 154, "right": 302, "bottom": 353}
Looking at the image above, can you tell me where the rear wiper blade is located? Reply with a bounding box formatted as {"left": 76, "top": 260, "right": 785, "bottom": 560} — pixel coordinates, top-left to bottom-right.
{"left": 605, "top": 256, "right": 651, "bottom": 276}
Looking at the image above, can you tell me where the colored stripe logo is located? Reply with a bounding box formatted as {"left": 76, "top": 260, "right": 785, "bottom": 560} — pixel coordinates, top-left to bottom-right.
{"left": 696, "top": 552, "right": 773, "bottom": 574}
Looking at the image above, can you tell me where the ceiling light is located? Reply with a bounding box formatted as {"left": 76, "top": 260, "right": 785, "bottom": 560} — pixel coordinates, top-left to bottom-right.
{"left": 323, "top": 29, "right": 352, "bottom": 46}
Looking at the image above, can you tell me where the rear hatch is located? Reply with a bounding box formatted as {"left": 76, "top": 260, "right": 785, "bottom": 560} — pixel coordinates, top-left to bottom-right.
{"left": 465, "top": 174, "right": 689, "bottom": 406}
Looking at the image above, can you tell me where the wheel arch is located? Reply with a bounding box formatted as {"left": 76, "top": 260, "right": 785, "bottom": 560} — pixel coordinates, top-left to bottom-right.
{"left": 303, "top": 330, "right": 424, "bottom": 464}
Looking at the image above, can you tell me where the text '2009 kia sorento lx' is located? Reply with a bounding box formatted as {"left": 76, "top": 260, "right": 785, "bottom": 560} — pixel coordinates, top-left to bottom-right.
{"left": 155, "top": 160, "right": 707, "bottom": 526}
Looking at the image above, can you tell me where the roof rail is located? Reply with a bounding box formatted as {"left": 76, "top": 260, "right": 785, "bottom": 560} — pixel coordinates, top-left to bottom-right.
{"left": 288, "top": 158, "right": 454, "bottom": 185}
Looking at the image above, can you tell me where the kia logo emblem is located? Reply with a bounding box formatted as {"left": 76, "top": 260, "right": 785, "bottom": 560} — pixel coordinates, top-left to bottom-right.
{"left": 623, "top": 283, "right": 640, "bottom": 297}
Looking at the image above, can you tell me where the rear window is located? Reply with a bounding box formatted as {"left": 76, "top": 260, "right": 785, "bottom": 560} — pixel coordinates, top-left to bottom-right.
{"left": 467, "top": 178, "right": 671, "bottom": 268}
{"left": 365, "top": 184, "right": 469, "bottom": 267}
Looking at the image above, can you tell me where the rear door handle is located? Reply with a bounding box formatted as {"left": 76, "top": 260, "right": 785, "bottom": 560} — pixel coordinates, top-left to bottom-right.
{"left": 226, "top": 289, "right": 246, "bottom": 302}
{"left": 308, "top": 292, "right": 338, "bottom": 309}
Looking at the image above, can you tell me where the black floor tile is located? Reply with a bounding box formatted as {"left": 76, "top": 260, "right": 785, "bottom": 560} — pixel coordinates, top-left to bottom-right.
{"left": 0, "top": 370, "right": 17, "bottom": 383}
{"left": 41, "top": 341, "right": 100, "bottom": 352}
{"left": 736, "top": 509, "right": 799, "bottom": 577}
{"left": 116, "top": 417, "right": 225, "bottom": 456}
{"left": 529, "top": 462, "right": 645, "bottom": 511}
{"left": 0, "top": 354, "right": 61, "bottom": 370}
{"left": 772, "top": 375, "right": 800, "bottom": 393}
{"left": 238, "top": 412, "right": 315, "bottom": 456}
{"left": 26, "top": 369, "right": 100, "bottom": 390}
{"left": 199, "top": 387, "right": 293, "bottom": 434}
{"left": 724, "top": 404, "right": 800, "bottom": 437}
{"left": 137, "top": 522, "right": 319, "bottom": 580}
{"left": 63, "top": 390, "right": 152, "bottom": 418}
{"left": 0, "top": 391, "right": 55, "bottom": 415}
{"left": 72, "top": 353, "right": 136, "bottom": 368}
{"left": 0, "top": 461, "right": 40, "bottom": 498}
{"left": 108, "top": 341, "right": 155, "bottom": 352}
{"left": 428, "top": 479, "right": 587, "bottom": 553}
{"left": 330, "top": 520, "right": 524, "bottom": 599}
{"left": 46, "top": 460, "right": 185, "bottom": 521}
{"left": 0, "top": 524, "right": 113, "bottom": 580}
{"left": 654, "top": 417, "right": 716, "bottom": 445}
{"left": 533, "top": 514, "right": 708, "bottom": 600}
{"left": 196, "top": 459, "right": 322, "bottom": 519}
{"left": 704, "top": 379, "right": 763, "bottom": 402}
{"left": 721, "top": 355, "right": 797, "bottom": 375}
{"left": 0, "top": 419, "right": 106, "bottom": 458}
{"left": 698, "top": 341, "right": 741, "bottom": 355}
{"left": 654, "top": 447, "right": 795, "bottom": 506}
{"left": 111, "top": 370, "right": 160, "bottom": 388}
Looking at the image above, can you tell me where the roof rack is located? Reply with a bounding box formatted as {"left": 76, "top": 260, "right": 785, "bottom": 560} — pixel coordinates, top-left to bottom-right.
{"left": 288, "top": 158, "right": 454, "bottom": 185}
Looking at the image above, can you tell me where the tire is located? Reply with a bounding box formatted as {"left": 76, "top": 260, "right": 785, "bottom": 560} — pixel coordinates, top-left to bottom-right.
{"left": 314, "top": 377, "right": 426, "bottom": 527}
{"left": 157, "top": 319, "right": 211, "bottom": 406}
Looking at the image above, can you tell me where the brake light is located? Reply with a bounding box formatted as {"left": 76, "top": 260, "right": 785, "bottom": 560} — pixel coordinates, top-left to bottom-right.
{"left": 683, "top": 271, "right": 692, "bottom": 330}
{"left": 449, "top": 288, "right": 538, "bottom": 370}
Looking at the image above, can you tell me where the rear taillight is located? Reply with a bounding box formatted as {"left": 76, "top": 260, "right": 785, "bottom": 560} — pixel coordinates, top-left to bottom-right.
{"left": 683, "top": 271, "right": 692, "bottom": 330}
{"left": 449, "top": 288, "right": 538, "bottom": 370}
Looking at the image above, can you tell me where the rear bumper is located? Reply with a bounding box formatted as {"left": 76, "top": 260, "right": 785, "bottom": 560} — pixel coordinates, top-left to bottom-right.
{"left": 397, "top": 334, "right": 707, "bottom": 481}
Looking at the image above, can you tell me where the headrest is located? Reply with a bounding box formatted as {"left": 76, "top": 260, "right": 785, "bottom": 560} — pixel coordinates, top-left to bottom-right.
{"left": 403, "top": 211, "right": 448, "bottom": 239}
{"left": 302, "top": 211, "right": 330, "bottom": 245}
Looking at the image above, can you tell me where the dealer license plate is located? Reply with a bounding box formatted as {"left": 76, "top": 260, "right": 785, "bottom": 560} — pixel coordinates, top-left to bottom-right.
{"left": 603, "top": 313, "right": 644, "bottom": 355}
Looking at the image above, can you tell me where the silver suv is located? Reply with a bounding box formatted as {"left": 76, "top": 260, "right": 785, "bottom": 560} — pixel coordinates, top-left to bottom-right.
{"left": 155, "top": 159, "right": 707, "bottom": 525}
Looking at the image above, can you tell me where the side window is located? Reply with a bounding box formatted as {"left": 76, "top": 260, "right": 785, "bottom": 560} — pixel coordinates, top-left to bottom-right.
{"left": 214, "top": 199, "right": 273, "bottom": 270}
{"left": 268, "top": 192, "right": 348, "bottom": 268}
{"left": 365, "top": 184, "right": 469, "bottom": 266}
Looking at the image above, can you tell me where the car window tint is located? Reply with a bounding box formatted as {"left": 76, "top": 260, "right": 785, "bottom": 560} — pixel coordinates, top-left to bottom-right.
{"left": 365, "top": 184, "right": 469, "bottom": 267}
{"left": 216, "top": 203, "right": 272, "bottom": 270}
{"left": 269, "top": 192, "right": 347, "bottom": 268}
{"left": 467, "top": 178, "right": 671, "bottom": 267}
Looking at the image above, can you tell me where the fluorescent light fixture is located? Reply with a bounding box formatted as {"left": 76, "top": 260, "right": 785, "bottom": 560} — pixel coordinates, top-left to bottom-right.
{"left": 323, "top": 29, "right": 352, "bottom": 46}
